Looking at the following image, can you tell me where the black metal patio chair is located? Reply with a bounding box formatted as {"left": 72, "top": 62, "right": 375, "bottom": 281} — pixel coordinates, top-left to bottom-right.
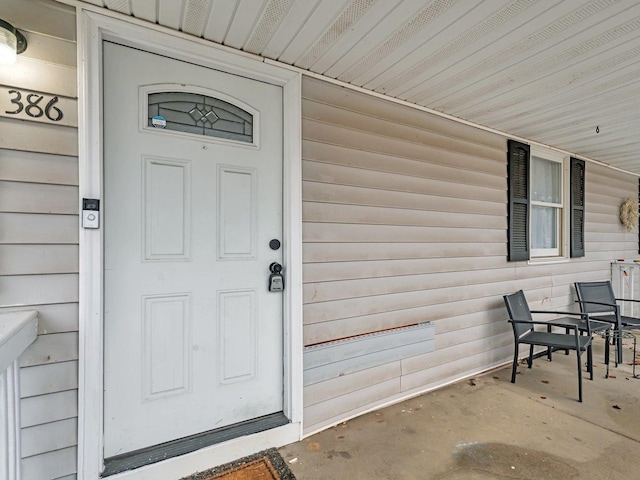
{"left": 504, "top": 290, "right": 593, "bottom": 402}
{"left": 575, "top": 280, "right": 640, "bottom": 364}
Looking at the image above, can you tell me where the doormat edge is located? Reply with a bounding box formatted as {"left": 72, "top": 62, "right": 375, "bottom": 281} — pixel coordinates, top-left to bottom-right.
{"left": 179, "top": 447, "right": 296, "bottom": 480}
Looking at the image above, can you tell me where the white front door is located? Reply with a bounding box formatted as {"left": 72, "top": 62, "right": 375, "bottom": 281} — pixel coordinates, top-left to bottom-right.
{"left": 103, "top": 42, "right": 284, "bottom": 457}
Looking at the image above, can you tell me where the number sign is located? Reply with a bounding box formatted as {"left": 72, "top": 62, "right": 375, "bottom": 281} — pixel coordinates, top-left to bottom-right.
{"left": 1, "top": 87, "right": 77, "bottom": 127}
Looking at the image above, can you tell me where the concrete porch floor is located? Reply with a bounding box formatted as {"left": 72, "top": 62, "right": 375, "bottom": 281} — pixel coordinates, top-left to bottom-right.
{"left": 279, "top": 334, "right": 640, "bottom": 479}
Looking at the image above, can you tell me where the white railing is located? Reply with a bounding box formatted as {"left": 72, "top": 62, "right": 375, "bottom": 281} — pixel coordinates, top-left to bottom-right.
{"left": 612, "top": 260, "right": 640, "bottom": 317}
{"left": 0, "top": 311, "right": 38, "bottom": 480}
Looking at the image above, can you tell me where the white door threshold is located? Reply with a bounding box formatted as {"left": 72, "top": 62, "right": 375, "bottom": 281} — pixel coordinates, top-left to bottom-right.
{"left": 107, "top": 422, "right": 301, "bottom": 480}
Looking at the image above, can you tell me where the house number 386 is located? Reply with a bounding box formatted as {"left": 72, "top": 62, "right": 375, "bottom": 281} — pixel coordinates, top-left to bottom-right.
{"left": 5, "top": 90, "right": 64, "bottom": 122}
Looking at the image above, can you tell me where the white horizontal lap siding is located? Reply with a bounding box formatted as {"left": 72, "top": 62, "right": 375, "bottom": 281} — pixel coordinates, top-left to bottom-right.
{"left": 585, "top": 169, "right": 637, "bottom": 260}
{"left": 0, "top": 1, "right": 79, "bottom": 478}
{"left": 301, "top": 77, "right": 506, "bottom": 433}
{"left": 300, "top": 76, "right": 639, "bottom": 434}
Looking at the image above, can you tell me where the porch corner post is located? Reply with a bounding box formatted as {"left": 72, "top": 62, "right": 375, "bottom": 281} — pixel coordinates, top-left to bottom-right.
{"left": 77, "top": 8, "right": 106, "bottom": 479}
{"left": 282, "top": 71, "right": 304, "bottom": 434}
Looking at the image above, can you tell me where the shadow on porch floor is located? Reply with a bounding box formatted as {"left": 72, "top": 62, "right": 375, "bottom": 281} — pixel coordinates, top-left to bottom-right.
{"left": 280, "top": 334, "right": 640, "bottom": 479}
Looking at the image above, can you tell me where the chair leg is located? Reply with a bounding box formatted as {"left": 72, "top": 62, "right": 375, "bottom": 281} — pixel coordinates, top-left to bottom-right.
{"left": 605, "top": 330, "right": 610, "bottom": 374}
{"left": 617, "top": 331, "right": 623, "bottom": 365}
{"left": 511, "top": 344, "right": 519, "bottom": 383}
{"left": 576, "top": 347, "right": 583, "bottom": 403}
{"left": 528, "top": 345, "right": 534, "bottom": 368}
{"left": 588, "top": 344, "right": 593, "bottom": 381}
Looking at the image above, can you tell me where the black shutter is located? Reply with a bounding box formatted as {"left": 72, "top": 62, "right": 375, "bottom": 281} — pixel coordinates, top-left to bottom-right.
{"left": 507, "top": 140, "right": 530, "bottom": 261}
{"left": 570, "top": 157, "right": 585, "bottom": 258}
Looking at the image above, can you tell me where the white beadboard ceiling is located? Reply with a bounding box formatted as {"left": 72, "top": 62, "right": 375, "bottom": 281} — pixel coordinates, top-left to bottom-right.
{"left": 78, "top": 0, "right": 640, "bottom": 174}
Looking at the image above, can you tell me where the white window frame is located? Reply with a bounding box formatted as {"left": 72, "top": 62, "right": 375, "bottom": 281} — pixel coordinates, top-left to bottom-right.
{"left": 530, "top": 146, "right": 570, "bottom": 259}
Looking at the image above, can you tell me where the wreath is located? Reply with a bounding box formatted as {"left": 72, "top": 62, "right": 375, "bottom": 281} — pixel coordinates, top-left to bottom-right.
{"left": 620, "top": 197, "right": 638, "bottom": 231}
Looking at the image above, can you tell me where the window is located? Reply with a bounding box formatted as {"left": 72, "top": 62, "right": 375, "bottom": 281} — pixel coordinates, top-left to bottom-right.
{"left": 531, "top": 150, "right": 563, "bottom": 257}
{"left": 507, "top": 140, "right": 585, "bottom": 261}
{"left": 147, "top": 91, "right": 254, "bottom": 143}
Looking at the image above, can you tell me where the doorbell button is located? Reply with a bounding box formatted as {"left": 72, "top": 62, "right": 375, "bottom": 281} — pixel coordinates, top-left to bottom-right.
{"left": 82, "top": 197, "right": 100, "bottom": 229}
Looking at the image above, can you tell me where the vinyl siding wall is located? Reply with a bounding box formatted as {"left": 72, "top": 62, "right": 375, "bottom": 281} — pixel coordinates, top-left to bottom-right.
{"left": 0, "top": 1, "right": 79, "bottom": 479}
{"left": 301, "top": 76, "right": 638, "bottom": 434}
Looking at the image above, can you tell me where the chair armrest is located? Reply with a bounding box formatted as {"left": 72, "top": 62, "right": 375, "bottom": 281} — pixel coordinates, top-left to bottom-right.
{"left": 508, "top": 319, "right": 579, "bottom": 331}
{"left": 530, "top": 310, "right": 587, "bottom": 318}
{"left": 575, "top": 300, "right": 618, "bottom": 309}
{"left": 529, "top": 309, "right": 614, "bottom": 323}
{"left": 615, "top": 297, "right": 640, "bottom": 303}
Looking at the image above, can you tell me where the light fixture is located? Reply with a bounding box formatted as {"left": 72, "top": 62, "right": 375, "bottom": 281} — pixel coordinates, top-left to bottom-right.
{"left": 0, "top": 19, "right": 27, "bottom": 65}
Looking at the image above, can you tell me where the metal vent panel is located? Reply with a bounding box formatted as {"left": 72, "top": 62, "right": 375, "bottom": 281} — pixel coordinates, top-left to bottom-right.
{"left": 371, "top": 0, "right": 536, "bottom": 96}
{"left": 406, "top": 0, "right": 619, "bottom": 104}
{"left": 294, "top": 0, "right": 376, "bottom": 70}
{"left": 223, "top": 0, "right": 269, "bottom": 50}
{"left": 464, "top": 43, "right": 640, "bottom": 129}
{"left": 182, "top": 0, "right": 211, "bottom": 36}
{"left": 259, "top": 0, "right": 322, "bottom": 59}
{"left": 454, "top": 16, "right": 640, "bottom": 119}
{"left": 244, "top": 0, "right": 293, "bottom": 54}
{"left": 104, "top": 0, "right": 131, "bottom": 15}
{"left": 338, "top": 0, "right": 455, "bottom": 83}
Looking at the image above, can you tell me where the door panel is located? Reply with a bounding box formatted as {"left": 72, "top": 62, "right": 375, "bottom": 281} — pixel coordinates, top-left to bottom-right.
{"left": 218, "top": 289, "right": 257, "bottom": 383}
{"left": 143, "top": 293, "right": 191, "bottom": 399}
{"left": 103, "top": 42, "right": 284, "bottom": 457}
{"left": 218, "top": 166, "right": 256, "bottom": 258}
{"left": 143, "top": 157, "right": 191, "bottom": 260}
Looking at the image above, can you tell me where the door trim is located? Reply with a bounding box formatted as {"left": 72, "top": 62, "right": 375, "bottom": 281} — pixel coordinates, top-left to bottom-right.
{"left": 77, "top": 9, "right": 303, "bottom": 480}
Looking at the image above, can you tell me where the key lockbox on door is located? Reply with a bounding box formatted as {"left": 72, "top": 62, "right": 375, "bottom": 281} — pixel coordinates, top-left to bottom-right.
{"left": 268, "top": 262, "right": 284, "bottom": 292}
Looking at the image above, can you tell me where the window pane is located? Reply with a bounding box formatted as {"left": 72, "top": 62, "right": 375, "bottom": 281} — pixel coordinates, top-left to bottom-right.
{"left": 532, "top": 205, "right": 558, "bottom": 249}
{"left": 147, "top": 92, "right": 253, "bottom": 143}
{"left": 532, "top": 156, "right": 561, "bottom": 203}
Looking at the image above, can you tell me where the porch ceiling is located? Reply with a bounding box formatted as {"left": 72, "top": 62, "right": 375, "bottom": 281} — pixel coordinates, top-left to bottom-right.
{"left": 79, "top": 0, "right": 640, "bottom": 174}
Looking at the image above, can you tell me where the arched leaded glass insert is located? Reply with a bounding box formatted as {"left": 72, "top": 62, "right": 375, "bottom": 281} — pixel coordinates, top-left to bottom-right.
{"left": 148, "top": 92, "right": 253, "bottom": 143}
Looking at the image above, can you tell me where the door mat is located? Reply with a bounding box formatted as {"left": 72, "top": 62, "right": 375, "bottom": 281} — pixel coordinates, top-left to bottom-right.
{"left": 179, "top": 448, "right": 296, "bottom": 480}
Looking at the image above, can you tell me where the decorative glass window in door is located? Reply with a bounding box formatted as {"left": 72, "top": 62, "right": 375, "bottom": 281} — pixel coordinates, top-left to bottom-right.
{"left": 147, "top": 92, "right": 253, "bottom": 143}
